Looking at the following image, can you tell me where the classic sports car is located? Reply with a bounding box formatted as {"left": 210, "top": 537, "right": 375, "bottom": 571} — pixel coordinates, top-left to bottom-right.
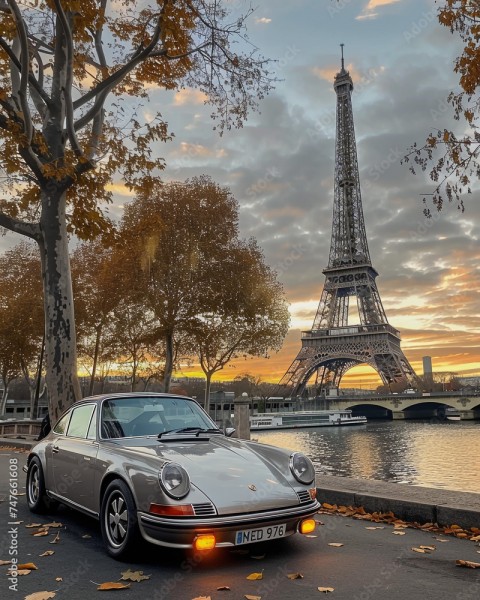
{"left": 25, "top": 393, "right": 320, "bottom": 558}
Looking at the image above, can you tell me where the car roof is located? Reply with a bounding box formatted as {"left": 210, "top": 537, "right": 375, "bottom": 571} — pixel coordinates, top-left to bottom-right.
{"left": 70, "top": 392, "right": 195, "bottom": 407}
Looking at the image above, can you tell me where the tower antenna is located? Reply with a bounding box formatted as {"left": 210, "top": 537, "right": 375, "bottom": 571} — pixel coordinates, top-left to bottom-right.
{"left": 340, "top": 43, "right": 345, "bottom": 70}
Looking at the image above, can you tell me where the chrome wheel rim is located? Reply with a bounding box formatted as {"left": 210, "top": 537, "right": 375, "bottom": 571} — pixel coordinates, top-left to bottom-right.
{"left": 28, "top": 465, "right": 40, "bottom": 504}
{"left": 105, "top": 491, "right": 128, "bottom": 548}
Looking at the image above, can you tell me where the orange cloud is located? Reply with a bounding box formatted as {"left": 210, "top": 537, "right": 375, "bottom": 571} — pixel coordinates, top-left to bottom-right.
{"left": 173, "top": 88, "right": 208, "bottom": 106}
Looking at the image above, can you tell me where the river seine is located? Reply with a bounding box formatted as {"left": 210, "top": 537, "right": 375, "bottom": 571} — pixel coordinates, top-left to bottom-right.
{"left": 254, "top": 420, "right": 480, "bottom": 494}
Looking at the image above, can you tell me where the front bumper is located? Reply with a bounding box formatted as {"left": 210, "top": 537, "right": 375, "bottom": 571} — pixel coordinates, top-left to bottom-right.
{"left": 138, "top": 499, "right": 320, "bottom": 548}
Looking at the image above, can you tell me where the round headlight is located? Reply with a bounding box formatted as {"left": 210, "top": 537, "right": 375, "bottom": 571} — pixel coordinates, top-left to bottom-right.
{"left": 289, "top": 452, "right": 315, "bottom": 485}
{"left": 159, "top": 463, "right": 190, "bottom": 499}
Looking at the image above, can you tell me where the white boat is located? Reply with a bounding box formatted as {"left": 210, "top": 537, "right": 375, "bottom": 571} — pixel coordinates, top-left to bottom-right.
{"left": 445, "top": 408, "right": 461, "bottom": 421}
{"left": 250, "top": 409, "right": 367, "bottom": 431}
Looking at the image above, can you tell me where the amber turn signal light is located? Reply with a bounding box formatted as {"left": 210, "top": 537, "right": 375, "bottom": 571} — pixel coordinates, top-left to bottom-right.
{"left": 299, "top": 518, "right": 317, "bottom": 535}
{"left": 194, "top": 534, "right": 216, "bottom": 551}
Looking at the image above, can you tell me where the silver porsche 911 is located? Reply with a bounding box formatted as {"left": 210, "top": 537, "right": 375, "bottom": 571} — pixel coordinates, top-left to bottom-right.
{"left": 25, "top": 393, "right": 320, "bottom": 558}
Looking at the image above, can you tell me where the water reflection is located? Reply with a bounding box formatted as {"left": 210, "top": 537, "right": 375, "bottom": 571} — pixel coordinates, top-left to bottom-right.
{"left": 254, "top": 420, "right": 480, "bottom": 493}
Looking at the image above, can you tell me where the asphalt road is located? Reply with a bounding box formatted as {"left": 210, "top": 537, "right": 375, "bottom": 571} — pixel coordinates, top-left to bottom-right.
{"left": 1, "top": 448, "right": 480, "bottom": 600}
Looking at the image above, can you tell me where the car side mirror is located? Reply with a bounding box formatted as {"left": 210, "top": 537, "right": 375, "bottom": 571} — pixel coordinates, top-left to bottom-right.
{"left": 225, "top": 427, "right": 236, "bottom": 437}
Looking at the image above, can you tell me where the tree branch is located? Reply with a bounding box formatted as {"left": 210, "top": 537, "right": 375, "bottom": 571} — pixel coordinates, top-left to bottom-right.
{"left": 0, "top": 211, "right": 40, "bottom": 241}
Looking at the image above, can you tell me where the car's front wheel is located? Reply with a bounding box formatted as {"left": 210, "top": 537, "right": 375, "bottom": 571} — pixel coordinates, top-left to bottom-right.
{"left": 26, "top": 457, "right": 53, "bottom": 513}
{"left": 100, "top": 479, "right": 140, "bottom": 559}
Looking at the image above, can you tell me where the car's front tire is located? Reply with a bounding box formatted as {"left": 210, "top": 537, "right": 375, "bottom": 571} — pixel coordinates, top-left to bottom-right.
{"left": 100, "top": 479, "right": 140, "bottom": 559}
{"left": 26, "top": 456, "right": 54, "bottom": 513}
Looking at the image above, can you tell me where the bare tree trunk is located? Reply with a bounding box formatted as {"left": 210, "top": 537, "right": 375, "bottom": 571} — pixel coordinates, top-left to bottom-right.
{"left": 0, "top": 386, "right": 9, "bottom": 417}
{"left": 163, "top": 331, "right": 174, "bottom": 392}
{"left": 89, "top": 325, "right": 102, "bottom": 396}
{"left": 204, "top": 371, "right": 213, "bottom": 413}
{"left": 39, "top": 190, "right": 81, "bottom": 422}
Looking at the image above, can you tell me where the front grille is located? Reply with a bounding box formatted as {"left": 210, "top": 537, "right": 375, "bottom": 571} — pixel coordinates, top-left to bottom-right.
{"left": 192, "top": 502, "right": 217, "bottom": 516}
{"left": 296, "top": 490, "right": 312, "bottom": 504}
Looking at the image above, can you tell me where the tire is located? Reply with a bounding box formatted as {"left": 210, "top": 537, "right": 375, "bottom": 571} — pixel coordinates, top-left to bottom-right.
{"left": 100, "top": 479, "right": 140, "bottom": 559}
{"left": 26, "top": 457, "right": 54, "bottom": 513}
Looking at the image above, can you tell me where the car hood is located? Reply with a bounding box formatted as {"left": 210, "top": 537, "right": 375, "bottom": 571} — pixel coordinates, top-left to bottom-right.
{"left": 115, "top": 435, "right": 300, "bottom": 514}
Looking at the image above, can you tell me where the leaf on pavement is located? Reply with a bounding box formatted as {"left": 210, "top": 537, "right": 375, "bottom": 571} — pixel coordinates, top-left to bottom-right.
{"left": 287, "top": 573, "right": 303, "bottom": 579}
{"left": 244, "top": 596, "right": 261, "bottom": 600}
{"left": 82, "top": 535, "right": 92, "bottom": 539}
{"left": 120, "top": 569, "right": 150, "bottom": 582}
{"left": 192, "top": 597, "right": 211, "bottom": 600}
{"left": 97, "top": 582, "right": 131, "bottom": 590}
{"left": 24, "top": 592, "right": 56, "bottom": 600}
{"left": 318, "top": 587, "right": 335, "bottom": 593}
{"left": 18, "top": 563, "right": 38, "bottom": 570}
{"left": 32, "top": 530, "right": 49, "bottom": 537}
{"left": 39, "top": 551, "right": 54, "bottom": 557}
{"left": 43, "top": 522, "right": 63, "bottom": 528}
{"left": 246, "top": 571, "right": 263, "bottom": 580}
{"left": 55, "top": 577, "right": 63, "bottom": 582}
{"left": 0, "top": 560, "right": 12, "bottom": 565}
{"left": 25, "top": 523, "right": 43, "bottom": 528}
{"left": 435, "top": 538, "right": 449, "bottom": 542}
{"left": 411, "top": 547, "right": 429, "bottom": 553}
{"left": 456, "top": 560, "right": 480, "bottom": 569}
{"left": 419, "top": 545, "right": 436, "bottom": 551}
{"left": 327, "top": 543, "right": 344, "bottom": 547}
{"left": 49, "top": 532, "right": 60, "bottom": 544}
{"left": 392, "top": 531, "right": 406, "bottom": 536}
{"left": 9, "top": 568, "right": 32, "bottom": 575}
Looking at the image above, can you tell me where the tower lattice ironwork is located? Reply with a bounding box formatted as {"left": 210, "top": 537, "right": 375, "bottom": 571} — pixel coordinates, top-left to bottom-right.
{"left": 278, "top": 47, "right": 416, "bottom": 397}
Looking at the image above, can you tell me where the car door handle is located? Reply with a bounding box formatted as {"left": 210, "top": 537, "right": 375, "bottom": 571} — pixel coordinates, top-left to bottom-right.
{"left": 52, "top": 445, "right": 59, "bottom": 453}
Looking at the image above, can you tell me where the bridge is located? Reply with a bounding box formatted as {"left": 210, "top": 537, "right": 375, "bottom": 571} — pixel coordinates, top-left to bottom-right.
{"left": 305, "top": 392, "right": 480, "bottom": 420}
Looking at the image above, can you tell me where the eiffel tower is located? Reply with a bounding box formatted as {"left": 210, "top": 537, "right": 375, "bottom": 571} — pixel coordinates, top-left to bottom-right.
{"left": 279, "top": 46, "right": 416, "bottom": 397}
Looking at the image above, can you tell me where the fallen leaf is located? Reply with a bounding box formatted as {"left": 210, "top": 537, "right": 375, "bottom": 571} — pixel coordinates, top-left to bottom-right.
{"left": 328, "top": 543, "right": 344, "bottom": 547}
{"left": 24, "top": 592, "right": 56, "bottom": 600}
{"left": 32, "top": 530, "right": 49, "bottom": 537}
{"left": 192, "top": 597, "right": 211, "bottom": 600}
{"left": 217, "top": 586, "right": 231, "bottom": 591}
{"left": 18, "top": 563, "right": 38, "bottom": 570}
{"left": 25, "top": 523, "right": 43, "bottom": 528}
{"left": 49, "top": 532, "right": 60, "bottom": 544}
{"left": 419, "top": 545, "right": 436, "bottom": 551}
{"left": 120, "top": 569, "right": 150, "bottom": 582}
{"left": 246, "top": 571, "right": 263, "bottom": 580}
{"left": 456, "top": 560, "right": 480, "bottom": 569}
{"left": 306, "top": 534, "right": 318, "bottom": 538}
{"left": 8, "top": 568, "right": 32, "bottom": 575}
{"left": 39, "top": 551, "right": 55, "bottom": 557}
{"left": 43, "top": 522, "right": 63, "bottom": 528}
{"left": 0, "top": 560, "right": 12, "bottom": 565}
{"left": 287, "top": 573, "right": 303, "bottom": 579}
{"left": 470, "top": 535, "right": 480, "bottom": 542}
{"left": 392, "top": 531, "right": 406, "bottom": 536}
{"left": 82, "top": 534, "right": 91, "bottom": 539}
{"left": 97, "top": 582, "right": 131, "bottom": 590}
{"left": 435, "top": 538, "right": 449, "bottom": 542}
{"left": 9, "top": 521, "right": 23, "bottom": 525}
{"left": 56, "top": 577, "right": 63, "bottom": 582}
{"left": 244, "top": 596, "right": 261, "bottom": 600}
{"left": 411, "top": 547, "right": 428, "bottom": 553}
{"left": 318, "top": 587, "right": 335, "bottom": 593}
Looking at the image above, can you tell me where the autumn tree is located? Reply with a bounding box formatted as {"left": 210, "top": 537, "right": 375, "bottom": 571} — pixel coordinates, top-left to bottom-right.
{"left": 72, "top": 238, "right": 123, "bottom": 395}
{"left": 0, "top": 242, "right": 43, "bottom": 415}
{"left": 0, "top": 2, "right": 274, "bottom": 420}
{"left": 118, "top": 176, "right": 240, "bottom": 392}
{"left": 404, "top": 2, "right": 480, "bottom": 214}
{"left": 192, "top": 239, "right": 290, "bottom": 409}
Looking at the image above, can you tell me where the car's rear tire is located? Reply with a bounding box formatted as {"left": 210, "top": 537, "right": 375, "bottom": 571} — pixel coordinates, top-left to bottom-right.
{"left": 26, "top": 457, "right": 55, "bottom": 513}
{"left": 100, "top": 479, "right": 140, "bottom": 559}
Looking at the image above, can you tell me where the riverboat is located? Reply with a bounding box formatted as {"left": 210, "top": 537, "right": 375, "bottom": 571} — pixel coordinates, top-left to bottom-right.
{"left": 445, "top": 408, "right": 461, "bottom": 421}
{"left": 250, "top": 410, "right": 367, "bottom": 431}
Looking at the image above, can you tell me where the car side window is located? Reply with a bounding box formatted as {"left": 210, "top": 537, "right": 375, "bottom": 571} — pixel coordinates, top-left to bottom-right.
{"left": 53, "top": 411, "right": 71, "bottom": 435}
{"left": 86, "top": 407, "right": 97, "bottom": 440}
{"left": 67, "top": 405, "right": 96, "bottom": 439}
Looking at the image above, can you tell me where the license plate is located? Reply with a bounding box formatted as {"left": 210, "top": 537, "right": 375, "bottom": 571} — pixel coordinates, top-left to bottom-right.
{"left": 235, "top": 523, "right": 287, "bottom": 545}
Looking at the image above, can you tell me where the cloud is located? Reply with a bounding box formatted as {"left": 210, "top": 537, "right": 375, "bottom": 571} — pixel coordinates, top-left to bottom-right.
{"left": 173, "top": 88, "right": 208, "bottom": 106}
{"left": 255, "top": 17, "right": 272, "bottom": 25}
{"left": 357, "top": 0, "right": 402, "bottom": 21}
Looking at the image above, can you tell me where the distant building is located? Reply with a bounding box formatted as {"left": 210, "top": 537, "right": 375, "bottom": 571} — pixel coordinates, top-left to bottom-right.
{"left": 423, "top": 356, "right": 433, "bottom": 376}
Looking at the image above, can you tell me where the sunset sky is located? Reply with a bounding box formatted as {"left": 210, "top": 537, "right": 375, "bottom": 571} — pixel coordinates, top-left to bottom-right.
{"left": 3, "top": 0, "right": 480, "bottom": 387}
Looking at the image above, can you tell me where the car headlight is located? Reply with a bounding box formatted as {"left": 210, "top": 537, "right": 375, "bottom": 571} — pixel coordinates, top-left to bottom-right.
{"left": 159, "top": 462, "right": 190, "bottom": 499}
{"left": 289, "top": 452, "right": 315, "bottom": 485}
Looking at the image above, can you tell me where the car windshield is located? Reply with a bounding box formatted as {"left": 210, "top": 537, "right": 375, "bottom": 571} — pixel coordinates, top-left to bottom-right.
{"left": 100, "top": 396, "right": 218, "bottom": 439}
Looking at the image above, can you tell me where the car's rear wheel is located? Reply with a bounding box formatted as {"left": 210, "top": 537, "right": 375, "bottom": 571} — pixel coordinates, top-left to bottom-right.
{"left": 100, "top": 479, "right": 140, "bottom": 559}
{"left": 26, "top": 457, "right": 54, "bottom": 513}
